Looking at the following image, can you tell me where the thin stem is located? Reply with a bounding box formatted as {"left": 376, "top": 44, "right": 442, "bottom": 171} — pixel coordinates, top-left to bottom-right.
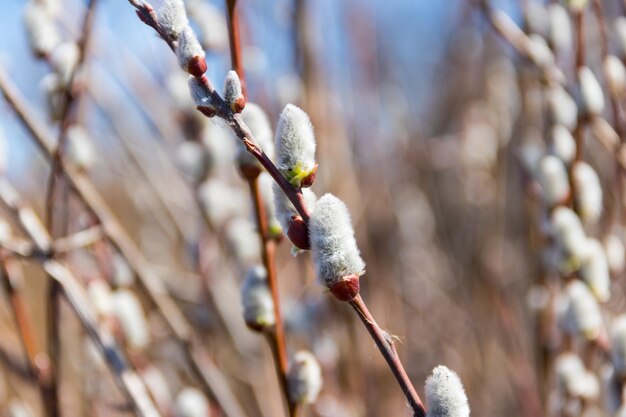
{"left": 248, "top": 177, "right": 294, "bottom": 416}
{"left": 226, "top": 0, "right": 247, "bottom": 101}
{"left": 348, "top": 294, "right": 427, "bottom": 417}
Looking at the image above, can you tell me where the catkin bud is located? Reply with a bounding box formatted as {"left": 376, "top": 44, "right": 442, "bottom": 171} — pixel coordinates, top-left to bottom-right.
{"left": 223, "top": 70, "right": 245, "bottom": 113}
{"left": 187, "top": 75, "right": 216, "bottom": 115}
{"left": 158, "top": 0, "right": 188, "bottom": 39}
{"left": 87, "top": 280, "right": 114, "bottom": 318}
{"left": 23, "top": 3, "right": 60, "bottom": 57}
{"left": 550, "top": 207, "right": 589, "bottom": 270}
{"left": 604, "top": 234, "right": 625, "bottom": 274}
{"left": 309, "top": 194, "right": 365, "bottom": 301}
{"left": 538, "top": 155, "right": 570, "bottom": 207}
{"left": 578, "top": 66, "right": 605, "bottom": 116}
{"left": 572, "top": 161, "right": 603, "bottom": 223}
{"left": 240, "top": 265, "right": 275, "bottom": 331}
{"left": 555, "top": 353, "right": 599, "bottom": 399}
{"left": 558, "top": 280, "right": 603, "bottom": 340}
{"left": 66, "top": 125, "right": 95, "bottom": 171}
{"left": 40, "top": 73, "right": 65, "bottom": 121}
{"left": 275, "top": 104, "right": 317, "bottom": 188}
{"left": 111, "top": 289, "right": 150, "bottom": 350}
{"left": 258, "top": 173, "right": 282, "bottom": 238}
{"left": 186, "top": 0, "right": 228, "bottom": 51}
{"left": 567, "top": 0, "right": 588, "bottom": 12}
{"left": 177, "top": 27, "right": 207, "bottom": 77}
{"left": 177, "top": 140, "right": 210, "bottom": 183}
{"left": 226, "top": 218, "right": 261, "bottom": 267}
{"left": 548, "top": 4, "right": 572, "bottom": 53}
{"left": 425, "top": 366, "right": 470, "bottom": 417}
{"left": 288, "top": 351, "right": 323, "bottom": 405}
{"left": 174, "top": 387, "right": 209, "bottom": 417}
{"left": 547, "top": 86, "right": 578, "bottom": 131}
{"left": 50, "top": 42, "right": 79, "bottom": 85}
{"left": 528, "top": 35, "right": 554, "bottom": 68}
{"left": 579, "top": 239, "right": 610, "bottom": 302}
{"left": 550, "top": 125, "right": 576, "bottom": 165}
{"left": 605, "top": 55, "right": 626, "bottom": 99}
{"left": 198, "top": 179, "right": 248, "bottom": 226}
{"left": 273, "top": 182, "right": 316, "bottom": 250}
{"left": 237, "top": 102, "right": 274, "bottom": 176}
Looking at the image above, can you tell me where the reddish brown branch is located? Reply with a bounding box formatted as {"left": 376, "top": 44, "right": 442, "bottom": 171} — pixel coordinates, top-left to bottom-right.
{"left": 226, "top": 0, "right": 247, "bottom": 101}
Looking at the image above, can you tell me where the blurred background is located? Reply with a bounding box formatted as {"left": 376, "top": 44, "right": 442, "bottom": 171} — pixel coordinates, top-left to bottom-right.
{"left": 1, "top": 0, "right": 618, "bottom": 416}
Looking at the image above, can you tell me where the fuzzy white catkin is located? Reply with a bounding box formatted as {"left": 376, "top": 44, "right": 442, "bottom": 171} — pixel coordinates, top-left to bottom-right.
{"left": 579, "top": 238, "right": 610, "bottom": 302}
{"left": 604, "top": 234, "right": 625, "bottom": 273}
{"left": 550, "top": 125, "right": 576, "bottom": 165}
{"left": 555, "top": 353, "right": 599, "bottom": 399}
{"left": 573, "top": 161, "right": 603, "bottom": 223}
{"left": 275, "top": 104, "right": 316, "bottom": 185}
{"left": 551, "top": 207, "right": 589, "bottom": 264}
{"left": 7, "top": 400, "right": 34, "bottom": 417}
{"left": 226, "top": 218, "right": 261, "bottom": 267}
{"left": 605, "top": 55, "right": 626, "bottom": 98}
{"left": 288, "top": 351, "right": 323, "bottom": 405}
{"left": 309, "top": 194, "right": 365, "bottom": 287}
{"left": 177, "top": 140, "right": 210, "bottom": 183}
{"left": 578, "top": 67, "right": 605, "bottom": 116}
{"left": 66, "top": 125, "right": 95, "bottom": 170}
{"left": 111, "top": 289, "right": 150, "bottom": 350}
{"left": 198, "top": 179, "right": 248, "bottom": 226}
{"left": 187, "top": 76, "right": 212, "bottom": 108}
{"left": 425, "top": 366, "right": 470, "bottom": 417}
{"left": 273, "top": 182, "right": 317, "bottom": 232}
{"left": 548, "top": 4, "right": 572, "bottom": 53}
{"left": 568, "top": 0, "right": 588, "bottom": 12}
{"left": 223, "top": 70, "right": 243, "bottom": 107}
{"left": 538, "top": 155, "right": 570, "bottom": 206}
{"left": 528, "top": 35, "right": 555, "bottom": 68}
{"left": 240, "top": 265, "right": 275, "bottom": 328}
{"left": 186, "top": 0, "right": 228, "bottom": 51}
{"left": 548, "top": 86, "right": 578, "bottom": 131}
{"left": 87, "top": 280, "right": 114, "bottom": 317}
{"left": 40, "top": 73, "right": 65, "bottom": 121}
{"left": 23, "top": 2, "right": 60, "bottom": 56}
{"left": 175, "top": 387, "right": 209, "bottom": 417}
{"left": 558, "top": 280, "right": 603, "bottom": 340}
{"left": 237, "top": 102, "right": 274, "bottom": 168}
{"left": 50, "top": 42, "right": 79, "bottom": 86}
{"left": 177, "top": 26, "right": 205, "bottom": 72}
{"left": 158, "top": 0, "right": 188, "bottom": 39}
{"left": 258, "top": 173, "right": 282, "bottom": 235}
{"left": 611, "top": 315, "right": 626, "bottom": 376}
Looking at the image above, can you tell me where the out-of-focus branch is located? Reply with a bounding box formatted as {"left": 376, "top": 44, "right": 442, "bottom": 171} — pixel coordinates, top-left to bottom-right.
{"left": 0, "top": 67, "right": 248, "bottom": 417}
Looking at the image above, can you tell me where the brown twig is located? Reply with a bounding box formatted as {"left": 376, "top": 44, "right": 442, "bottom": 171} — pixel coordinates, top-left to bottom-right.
{"left": 248, "top": 177, "right": 294, "bottom": 416}
{"left": 349, "top": 295, "right": 427, "bottom": 417}
{"left": 226, "top": 0, "right": 247, "bottom": 102}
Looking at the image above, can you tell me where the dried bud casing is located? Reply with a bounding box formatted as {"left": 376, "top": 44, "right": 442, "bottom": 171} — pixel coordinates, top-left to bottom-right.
{"left": 288, "top": 351, "right": 323, "bottom": 405}
{"left": 275, "top": 104, "right": 317, "bottom": 187}
{"left": 158, "top": 0, "right": 188, "bottom": 39}
{"left": 425, "top": 366, "right": 470, "bottom": 417}
{"left": 223, "top": 70, "right": 245, "bottom": 113}
{"left": 309, "top": 194, "right": 365, "bottom": 298}
{"left": 240, "top": 265, "right": 275, "bottom": 331}
{"left": 177, "top": 27, "right": 206, "bottom": 76}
